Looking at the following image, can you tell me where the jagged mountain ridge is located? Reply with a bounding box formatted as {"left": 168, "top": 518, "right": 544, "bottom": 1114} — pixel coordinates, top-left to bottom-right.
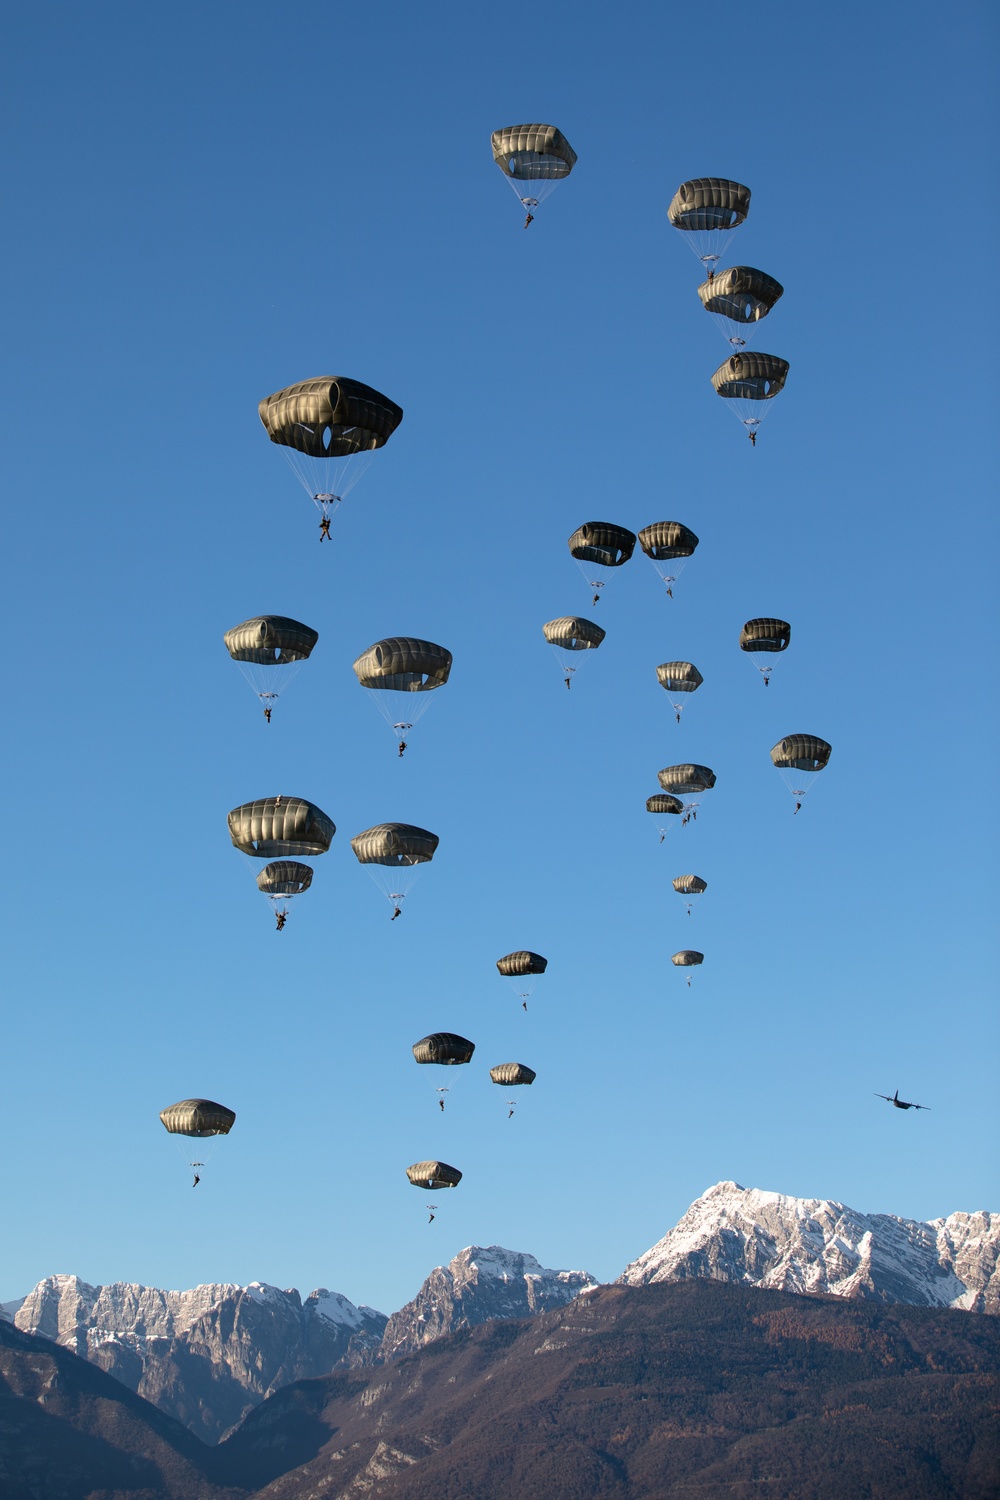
{"left": 618, "top": 1181, "right": 1000, "bottom": 1312}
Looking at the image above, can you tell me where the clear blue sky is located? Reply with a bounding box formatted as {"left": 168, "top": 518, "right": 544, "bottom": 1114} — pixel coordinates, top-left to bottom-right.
{"left": 2, "top": 1, "right": 997, "bottom": 1315}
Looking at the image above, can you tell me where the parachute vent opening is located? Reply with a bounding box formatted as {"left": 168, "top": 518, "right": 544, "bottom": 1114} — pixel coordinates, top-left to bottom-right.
{"left": 322, "top": 426, "right": 332, "bottom": 451}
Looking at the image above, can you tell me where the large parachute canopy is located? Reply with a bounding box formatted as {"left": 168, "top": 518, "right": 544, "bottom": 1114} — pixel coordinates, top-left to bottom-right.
{"left": 228, "top": 797, "right": 336, "bottom": 858}
{"left": 740, "top": 618, "right": 791, "bottom": 685}
{"left": 668, "top": 177, "right": 751, "bottom": 272}
{"left": 658, "top": 764, "right": 716, "bottom": 795}
{"left": 351, "top": 822, "right": 438, "bottom": 913}
{"left": 671, "top": 949, "right": 704, "bottom": 985}
{"left": 567, "top": 522, "right": 636, "bottom": 604}
{"left": 258, "top": 376, "right": 403, "bottom": 522}
{"left": 698, "top": 266, "right": 783, "bottom": 350}
{"left": 491, "top": 124, "right": 577, "bottom": 217}
{"left": 497, "top": 950, "right": 547, "bottom": 1009}
{"left": 770, "top": 734, "right": 832, "bottom": 811}
{"left": 490, "top": 1063, "right": 536, "bottom": 1086}
{"left": 672, "top": 873, "right": 708, "bottom": 915}
{"left": 711, "top": 353, "right": 789, "bottom": 441}
{"left": 159, "top": 1099, "right": 236, "bottom": 1137}
{"left": 224, "top": 615, "right": 318, "bottom": 720}
{"left": 256, "top": 861, "right": 313, "bottom": 897}
{"left": 638, "top": 521, "right": 700, "bottom": 598}
{"left": 646, "top": 793, "right": 683, "bottom": 816}
{"left": 543, "top": 615, "right": 605, "bottom": 688}
{"left": 406, "top": 1160, "right": 462, "bottom": 1189}
{"left": 353, "top": 637, "right": 452, "bottom": 749}
{"left": 412, "top": 1034, "right": 475, "bottom": 1066}
{"left": 656, "top": 661, "right": 704, "bottom": 722}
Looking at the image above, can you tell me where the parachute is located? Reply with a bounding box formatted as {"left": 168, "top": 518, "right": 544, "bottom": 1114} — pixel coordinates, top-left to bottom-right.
{"left": 489, "top": 1062, "right": 536, "bottom": 1086}
{"left": 711, "top": 353, "right": 789, "bottom": 442}
{"left": 255, "top": 860, "right": 313, "bottom": 929}
{"left": 224, "top": 615, "right": 318, "bottom": 721}
{"left": 672, "top": 873, "right": 708, "bottom": 916}
{"left": 647, "top": 791, "right": 683, "bottom": 842}
{"left": 657, "top": 764, "right": 715, "bottom": 823}
{"left": 258, "top": 376, "right": 403, "bottom": 524}
{"left": 668, "top": 177, "right": 751, "bottom": 273}
{"left": 697, "top": 266, "right": 783, "bottom": 350}
{"left": 160, "top": 1098, "right": 235, "bottom": 1182}
{"left": 770, "top": 734, "right": 832, "bottom": 812}
{"left": 406, "top": 1160, "right": 462, "bottom": 1189}
{"left": 228, "top": 797, "right": 335, "bottom": 857}
{"left": 542, "top": 615, "right": 605, "bottom": 689}
{"left": 491, "top": 124, "right": 577, "bottom": 220}
{"left": 353, "top": 637, "right": 452, "bottom": 750}
{"left": 412, "top": 1033, "right": 475, "bottom": 1065}
{"left": 656, "top": 661, "right": 704, "bottom": 723}
{"left": 497, "top": 950, "right": 547, "bottom": 1009}
{"left": 351, "top": 822, "right": 438, "bottom": 914}
{"left": 638, "top": 521, "right": 699, "bottom": 598}
{"left": 567, "top": 522, "right": 636, "bottom": 605}
{"left": 671, "top": 949, "right": 704, "bottom": 986}
{"left": 740, "top": 618, "right": 791, "bottom": 686}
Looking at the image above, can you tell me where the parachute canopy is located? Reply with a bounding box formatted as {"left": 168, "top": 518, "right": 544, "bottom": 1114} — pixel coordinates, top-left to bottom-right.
{"left": 638, "top": 521, "right": 699, "bottom": 562}
{"left": 490, "top": 1063, "right": 536, "bottom": 1086}
{"left": 159, "top": 1099, "right": 235, "bottom": 1137}
{"left": 671, "top": 950, "right": 704, "bottom": 968}
{"left": 353, "top": 638, "right": 452, "bottom": 692}
{"left": 711, "top": 352, "right": 789, "bottom": 401}
{"left": 224, "top": 616, "right": 318, "bottom": 665}
{"left": 412, "top": 1033, "right": 475, "bottom": 1066}
{"left": 657, "top": 662, "right": 703, "bottom": 694}
{"left": 697, "top": 266, "right": 783, "bottom": 322}
{"left": 658, "top": 764, "right": 716, "bottom": 794}
{"left": 646, "top": 793, "right": 683, "bottom": 816}
{"left": 741, "top": 618, "right": 791, "bottom": 654}
{"left": 542, "top": 616, "right": 605, "bottom": 650}
{"left": 672, "top": 875, "right": 708, "bottom": 895}
{"left": 668, "top": 178, "right": 751, "bottom": 232}
{"left": 255, "top": 861, "right": 313, "bottom": 897}
{"left": 497, "top": 951, "right": 547, "bottom": 978}
{"left": 770, "top": 735, "right": 832, "bottom": 772}
{"left": 406, "top": 1160, "right": 462, "bottom": 1190}
{"left": 228, "top": 798, "right": 336, "bottom": 858}
{"left": 258, "top": 377, "right": 403, "bottom": 457}
{"left": 567, "top": 522, "right": 636, "bottom": 569}
{"left": 491, "top": 124, "right": 577, "bottom": 180}
{"left": 351, "top": 823, "right": 439, "bottom": 866}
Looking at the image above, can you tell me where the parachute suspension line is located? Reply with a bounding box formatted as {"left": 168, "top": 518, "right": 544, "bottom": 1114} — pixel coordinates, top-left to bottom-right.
{"left": 367, "top": 689, "right": 435, "bottom": 742}
{"left": 502, "top": 169, "right": 558, "bottom": 213}
{"left": 279, "top": 446, "right": 376, "bottom": 516}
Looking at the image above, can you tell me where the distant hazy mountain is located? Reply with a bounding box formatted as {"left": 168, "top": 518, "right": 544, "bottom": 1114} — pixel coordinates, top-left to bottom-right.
{"left": 618, "top": 1181, "right": 1000, "bottom": 1312}
{"left": 380, "top": 1244, "right": 599, "bottom": 1359}
{"left": 6, "top": 1274, "right": 386, "bottom": 1444}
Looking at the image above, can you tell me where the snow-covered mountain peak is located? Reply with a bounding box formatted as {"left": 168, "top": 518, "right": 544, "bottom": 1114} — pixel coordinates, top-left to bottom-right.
{"left": 618, "top": 1183, "right": 1000, "bottom": 1313}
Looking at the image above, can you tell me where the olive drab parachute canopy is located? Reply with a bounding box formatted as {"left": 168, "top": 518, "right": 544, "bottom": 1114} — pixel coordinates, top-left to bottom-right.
{"left": 698, "top": 266, "right": 783, "bottom": 349}
{"left": 638, "top": 521, "right": 700, "bottom": 598}
{"left": 491, "top": 124, "right": 577, "bottom": 219}
{"left": 224, "top": 616, "right": 318, "bottom": 721}
{"left": 711, "top": 353, "right": 789, "bottom": 442}
{"left": 543, "top": 615, "right": 605, "bottom": 689}
{"left": 406, "top": 1160, "right": 462, "bottom": 1189}
{"left": 647, "top": 791, "right": 683, "bottom": 841}
{"left": 497, "top": 950, "right": 547, "bottom": 1009}
{"left": 740, "top": 618, "right": 791, "bottom": 686}
{"left": 770, "top": 734, "right": 832, "bottom": 812}
{"left": 258, "top": 376, "right": 403, "bottom": 523}
{"left": 255, "top": 861, "right": 313, "bottom": 929}
{"left": 567, "top": 522, "right": 637, "bottom": 605}
{"left": 671, "top": 949, "right": 704, "bottom": 986}
{"left": 160, "top": 1098, "right": 235, "bottom": 1182}
{"left": 412, "top": 1034, "right": 475, "bottom": 1065}
{"left": 668, "top": 177, "right": 751, "bottom": 272}
{"left": 350, "top": 822, "right": 438, "bottom": 914}
{"left": 672, "top": 873, "right": 708, "bottom": 915}
{"left": 656, "top": 662, "right": 704, "bottom": 723}
{"left": 353, "top": 637, "right": 452, "bottom": 750}
{"left": 490, "top": 1063, "right": 536, "bottom": 1085}
{"left": 228, "top": 797, "right": 336, "bottom": 858}
{"left": 657, "top": 764, "right": 716, "bottom": 824}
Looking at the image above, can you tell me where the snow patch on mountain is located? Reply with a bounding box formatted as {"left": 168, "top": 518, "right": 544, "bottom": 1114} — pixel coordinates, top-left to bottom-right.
{"left": 618, "top": 1182, "right": 1000, "bottom": 1313}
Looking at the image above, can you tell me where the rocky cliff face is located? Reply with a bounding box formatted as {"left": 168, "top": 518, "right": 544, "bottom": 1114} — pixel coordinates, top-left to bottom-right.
{"left": 380, "top": 1245, "right": 598, "bottom": 1360}
{"left": 618, "top": 1182, "right": 1000, "bottom": 1313}
{"left": 10, "top": 1274, "right": 386, "bottom": 1444}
